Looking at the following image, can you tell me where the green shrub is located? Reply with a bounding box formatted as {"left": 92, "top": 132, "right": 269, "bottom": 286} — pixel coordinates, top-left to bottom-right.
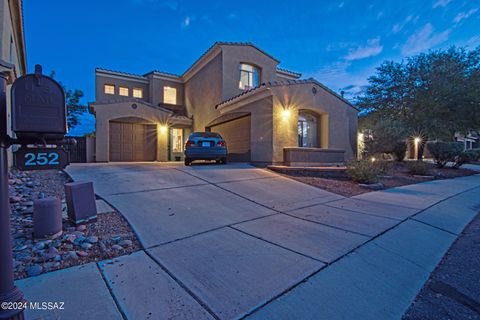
{"left": 467, "top": 148, "right": 480, "bottom": 161}
{"left": 426, "top": 141, "right": 463, "bottom": 168}
{"left": 347, "top": 159, "right": 383, "bottom": 184}
{"left": 406, "top": 161, "right": 431, "bottom": 175}
{"left": 392, "top": 142, "right": 407, "bottom": 161}
{"left": 453, "top": 150, "right": 478, "bottom": 168}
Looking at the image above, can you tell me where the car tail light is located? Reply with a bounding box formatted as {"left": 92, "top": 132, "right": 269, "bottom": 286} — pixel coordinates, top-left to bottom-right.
{"left": 217, "top": 140, "right": 226, "bottom": 147}
{"left": 185, "top": 140, "right": 195, "bottom": 147}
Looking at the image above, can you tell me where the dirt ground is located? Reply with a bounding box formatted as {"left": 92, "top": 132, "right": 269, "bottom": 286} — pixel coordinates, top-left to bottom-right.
{"left": 282, "top": 162, "right": 476, "bottom": 197}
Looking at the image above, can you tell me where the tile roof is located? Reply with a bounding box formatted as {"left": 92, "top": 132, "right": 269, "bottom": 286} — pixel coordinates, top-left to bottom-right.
{"left": 95, "top": 68, "right": 147, "bottom": 80}
{"left": 276, "top": 67, "right": 302, "bottom": 78}
{"left": 215, "top": 78, "right": 358, "bottom": 110}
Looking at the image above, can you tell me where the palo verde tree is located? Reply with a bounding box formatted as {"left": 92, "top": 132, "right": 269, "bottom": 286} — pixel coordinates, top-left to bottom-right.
{"left": 357, "top": 46, "right": 480, "bottom": 141}
{"left": 49, "top": 71, "right": 86, "bottom": 130}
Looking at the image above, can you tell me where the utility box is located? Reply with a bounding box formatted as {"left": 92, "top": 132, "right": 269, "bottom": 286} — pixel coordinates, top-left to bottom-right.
{"left": 11, "top": 64, "right": 67, "bottom": 140}
{"left": 33, "top": 197, "right": 63, "bottom": 239}
{"left": 64, "top": 181, "right": 97, "bottom": 225}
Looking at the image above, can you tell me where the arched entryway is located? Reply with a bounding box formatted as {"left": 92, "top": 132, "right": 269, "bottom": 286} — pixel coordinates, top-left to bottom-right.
{"left": 109, "top": 117, "right": 157, "bottom": 162}
{"left": 298, "top": 110, "right": 319, "bottom": 148}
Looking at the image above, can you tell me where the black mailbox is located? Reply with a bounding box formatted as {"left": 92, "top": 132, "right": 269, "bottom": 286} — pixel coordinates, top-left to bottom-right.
{"left": 11, "top": 64, "right": 67, "bottom": 140}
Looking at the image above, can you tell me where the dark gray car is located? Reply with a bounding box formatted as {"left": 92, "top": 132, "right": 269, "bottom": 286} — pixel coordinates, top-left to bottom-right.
{"left": 184, "top": 132, "right": 228, "bottom": 166}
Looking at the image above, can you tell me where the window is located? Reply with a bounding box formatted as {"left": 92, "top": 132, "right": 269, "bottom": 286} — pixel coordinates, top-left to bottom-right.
{"left": 298, "top": 111, "right": 318, "bottom": 148}
{"left": 239, "top": 63, "right": 260, "bottom": 89}
{"left": 133, "top": 88, "right": 143, "bottom": 98}
{"left": 119, "top": 86, "right": 129, "bottom": 96}
{"left": 163, "top": 86, "right": 177, "bottom": 104}
{"left": 172, "top": 128, "right": 183, "bottom": 152}
{"left": 104, "top": 84, "right": 115, "bottom": 95}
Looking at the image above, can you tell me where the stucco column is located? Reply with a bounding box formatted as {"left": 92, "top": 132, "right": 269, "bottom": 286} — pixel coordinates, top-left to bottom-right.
{"left": 321, "top": 114, "right": 329, "bottom": 149}
{"left": 157, "top": 124, "right": 168, "bottom": 161}
{"left": 95, "top": 112, "right": 109, "bottom": 162}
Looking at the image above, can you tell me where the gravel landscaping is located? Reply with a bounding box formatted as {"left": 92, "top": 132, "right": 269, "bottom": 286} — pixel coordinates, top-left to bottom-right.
{"left": 9, "top": 169, "right": 141, "bottom": 280}
{"left": 280, "top": 162, "right": 476, "bottom": 197}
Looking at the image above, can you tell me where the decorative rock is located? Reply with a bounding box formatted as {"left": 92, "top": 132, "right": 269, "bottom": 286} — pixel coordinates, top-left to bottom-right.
{"left": 43, "top": 262, "right": 61, "bottom": 269}
{"left": 111, "top": 245, "right": 123, "bottom": 251}
{"left": 81, "top": 242, "right": 93, "bottom": 250}
{"left": 26, "top": 265, "right": 43, "bottom": 277}
{"left": 14, "top": 245, "right": 28, "bottom": 251}
{"left": 66, "top": 251, "right": 79, "bottom": 260}
{"left": 65, "top": 234, "right": 77, "bottom": 243}
{"left": 76, "top": 225, "right": 87, "bottom": 232}
{"left": 10, "top": 196, "right": 22, "bottom": 203}
{"left": 118, "top": 239, "right": 132, "bottom": 247}
{"left": 111, "top": 236, "right": 121, "bottom": 242}
{"left": 76, "top": 251, "right": 88, "bottom": 257}
{"left": 33, "top": 242, "right": 45, "bottom": 251}
{"left": 86, "top": 236, "right": 98, "bottom": 244}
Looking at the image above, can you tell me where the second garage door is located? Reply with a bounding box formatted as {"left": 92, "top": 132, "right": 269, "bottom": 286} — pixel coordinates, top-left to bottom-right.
{"left": 210, "top": 115, "right": 251, "bottom": 162}
{"left": 109, "top": 122, "right": 157, "bottom": 161}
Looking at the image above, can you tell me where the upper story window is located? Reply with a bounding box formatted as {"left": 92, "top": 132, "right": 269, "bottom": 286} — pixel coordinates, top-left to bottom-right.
{"left": 104, "top": 84, "right": 115, "bottom": 95}
{"left": 164, "top": 86, "right": 177, "bottom": 105}
{"left": 239, "top": 63, "right": 260, "bottom": 90}
{"left": 119, "top": 86, "right": 129, "bottom": 97}
{"left": 133, "top": 88, "right": 143, "bottom": 98}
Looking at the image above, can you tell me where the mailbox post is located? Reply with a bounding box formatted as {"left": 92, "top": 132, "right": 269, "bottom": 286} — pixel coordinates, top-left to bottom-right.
{"left": 0, "top": 63, "right": 70, "bottom": 320}
{"left": 0, "top": 64, "right": 24, "bottom": 320}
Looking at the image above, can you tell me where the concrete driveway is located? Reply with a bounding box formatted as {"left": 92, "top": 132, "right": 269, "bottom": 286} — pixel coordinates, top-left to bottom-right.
{"left": 56, "top": 162, "right": 480, "bottom": 319}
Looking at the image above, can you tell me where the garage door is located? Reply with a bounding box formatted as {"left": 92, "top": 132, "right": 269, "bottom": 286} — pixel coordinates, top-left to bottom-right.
{"left": 109, "top": 122, "right": 157, "bottom": 161}
{"left": 210, "top": 115, "right": 251, "bottom": 162}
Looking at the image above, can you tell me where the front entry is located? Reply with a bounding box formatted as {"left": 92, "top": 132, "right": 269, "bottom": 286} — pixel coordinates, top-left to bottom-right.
{"left": 109, "top": 122, "right": 157, "bottom": 161}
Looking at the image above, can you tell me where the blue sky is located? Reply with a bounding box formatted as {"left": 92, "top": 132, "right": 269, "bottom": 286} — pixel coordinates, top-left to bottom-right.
{"left": 24, "top": 0, "right": 479, "bottom": 135}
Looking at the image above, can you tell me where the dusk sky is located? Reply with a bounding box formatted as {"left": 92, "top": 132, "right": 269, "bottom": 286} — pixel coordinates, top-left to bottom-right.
{"left": 24, "top": 0, "right": 479, "bottom": 135}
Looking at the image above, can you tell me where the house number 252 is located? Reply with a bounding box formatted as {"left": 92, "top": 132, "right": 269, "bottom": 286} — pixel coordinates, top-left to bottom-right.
{"left": 24, "top": 152, "right": 60, "bottom": 166}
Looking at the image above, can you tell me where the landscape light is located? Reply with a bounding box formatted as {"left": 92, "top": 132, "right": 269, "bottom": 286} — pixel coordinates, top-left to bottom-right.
{"left": 414, "top": 137, "right": 421, "bottom": 144}
{"left": 159, "top": 125, "right": 168, "bottom": 134}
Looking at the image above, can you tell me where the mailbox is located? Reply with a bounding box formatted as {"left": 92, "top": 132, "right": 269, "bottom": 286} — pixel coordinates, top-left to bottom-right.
{"left": 11, "top": 64, "right": 67, "bottom": 140}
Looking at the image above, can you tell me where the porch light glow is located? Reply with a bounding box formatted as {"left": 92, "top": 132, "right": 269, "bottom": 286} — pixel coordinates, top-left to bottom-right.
{"left": 159, "top": 125, "right": 168, "bottom": 134}
{"left": 371, "top": 157, "right": 376, "bottom": 162}
{"left": 414, "top": 137, "right": 421, "bottom": 144}
{"left": 282, "top": 109, "right": 291, "bottom": 120}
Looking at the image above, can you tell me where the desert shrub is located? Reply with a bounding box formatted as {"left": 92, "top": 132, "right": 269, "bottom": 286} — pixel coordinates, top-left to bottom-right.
{"left": 347, "top": 159, "right": 383, "bottom": 184}
{"left": 405, "top": 161, "right": 431, "bottom": 176}
{"left": 467, "top": 148, "right": 480, "bottom": 161}
{"left": 392, "top": 142, "right": 407, "bottom": 161}
{"left": 453, "top": 150, "right": 478, "bottom": 168}
{"left": 426, "top": 141, "right": 463, "bottom": 168}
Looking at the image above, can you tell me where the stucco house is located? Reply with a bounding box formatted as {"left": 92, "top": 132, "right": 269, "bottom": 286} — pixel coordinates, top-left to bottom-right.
{"left": 0, "top": 0, "right": 27, "bottom": 166}
{"left": 90, "top": 42, "right": 358, "bottom": 165}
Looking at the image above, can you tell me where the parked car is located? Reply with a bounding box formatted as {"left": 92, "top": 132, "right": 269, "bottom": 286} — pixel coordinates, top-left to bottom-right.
{"left": 184, "top": 132, "right": 228, "bottom": 166}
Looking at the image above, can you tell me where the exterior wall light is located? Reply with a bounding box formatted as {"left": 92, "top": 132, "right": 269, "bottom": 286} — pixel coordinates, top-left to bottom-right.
{"left": 371, "top": 157, "right": 376, "bottom": 162}
{"left": 282, "top": 109, "right": 291, "bottom": 120}
{"left": 414, "top": 137, "right": 422, "bottom": 160}
{"left": 159, "top": 125, "right": 168, "bottom": 134}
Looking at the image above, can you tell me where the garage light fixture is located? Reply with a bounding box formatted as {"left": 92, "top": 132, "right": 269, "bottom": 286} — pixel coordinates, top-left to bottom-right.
{"left": 159, "top": 125, "right": 168, "bottom": 134}
{"left": 282, "top": 109, "right": 291, "bottom": 120}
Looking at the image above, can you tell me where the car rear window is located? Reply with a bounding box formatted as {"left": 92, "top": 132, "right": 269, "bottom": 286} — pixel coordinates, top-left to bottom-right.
{"left": 190, "top": 132, "right": 222, "bottom": 138}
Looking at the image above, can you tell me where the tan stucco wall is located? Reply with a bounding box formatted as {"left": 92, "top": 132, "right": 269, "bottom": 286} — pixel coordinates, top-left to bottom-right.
{"left": 271, "top": 83, "right": 358, "bottom": 162}
{"left": 95, "top": 74, "right": 150, "bottom": 103}
{"left": 93, "top": 101, "right": 171, "bottom": 162}
{"left": 145, "top": 75, "right": 184, "bottom": 107}
{"left": 220, "top": 45, "right": 279, "bottom": 102}
{"left": 184, "top": 53, "right": 223, "bottom": 131}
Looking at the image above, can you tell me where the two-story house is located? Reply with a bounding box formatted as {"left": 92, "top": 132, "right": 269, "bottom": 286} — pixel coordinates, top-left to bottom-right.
{"left": 90, "top": 42, "right": 358, "bottom": 165}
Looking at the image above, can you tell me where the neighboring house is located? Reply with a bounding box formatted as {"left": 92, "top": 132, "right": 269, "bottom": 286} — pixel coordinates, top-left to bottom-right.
{"left": 455, "top": 130, "right": 480, "bottom": 150}
{"left": 0, "top": 0, "right": 27, "bottom": 165}
{"left": 91, "top": 42, "right": 358, "bottom": 165}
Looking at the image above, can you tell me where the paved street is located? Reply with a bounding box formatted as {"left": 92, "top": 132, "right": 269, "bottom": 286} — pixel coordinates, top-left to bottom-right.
{"left": 16, "top": 163, "right": 480, "bottom": 319}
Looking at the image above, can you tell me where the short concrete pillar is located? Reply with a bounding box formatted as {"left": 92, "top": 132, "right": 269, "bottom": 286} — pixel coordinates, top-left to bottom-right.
{"left": 65, "top": 181, "right": 97, "bottom": 225}
{"left": 33, "top": 197, "right": 63, "bottom": 239}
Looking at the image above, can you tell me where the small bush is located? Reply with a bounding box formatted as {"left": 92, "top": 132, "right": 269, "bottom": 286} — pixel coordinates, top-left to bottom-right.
{"left": 347, "top": 159, "right": 383, "bottom": 184}
{"left": 392, "top": 142, "right": 407, "bottom": 161}
{"left": 467, "top": 148, "right": 480, "bottom": 162}
{"left": 426, "top": 141, "right": 463, "bottom": 168}
{"left": 453, "top": 150, "right": 478, "bottom": 168}
{"left": 406, "top": 161, "right": 431, "bottom": 176}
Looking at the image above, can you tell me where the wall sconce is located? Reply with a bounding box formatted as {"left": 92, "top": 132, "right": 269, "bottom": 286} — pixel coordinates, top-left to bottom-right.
{"left": 282, "top": 109, "right": 291, "bottom": 120}
{"left": 159, "top": 125, "right": 168, "bottom": 134}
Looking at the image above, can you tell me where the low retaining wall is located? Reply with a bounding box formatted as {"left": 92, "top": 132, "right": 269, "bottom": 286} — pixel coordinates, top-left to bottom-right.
{"left": 283, "top": 147, "right": 345, "bottom": 166}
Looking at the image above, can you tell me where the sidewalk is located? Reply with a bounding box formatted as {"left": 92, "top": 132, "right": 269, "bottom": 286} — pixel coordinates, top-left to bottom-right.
{"left": 15, "top": 174, "right": 480, "bottom": 320}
